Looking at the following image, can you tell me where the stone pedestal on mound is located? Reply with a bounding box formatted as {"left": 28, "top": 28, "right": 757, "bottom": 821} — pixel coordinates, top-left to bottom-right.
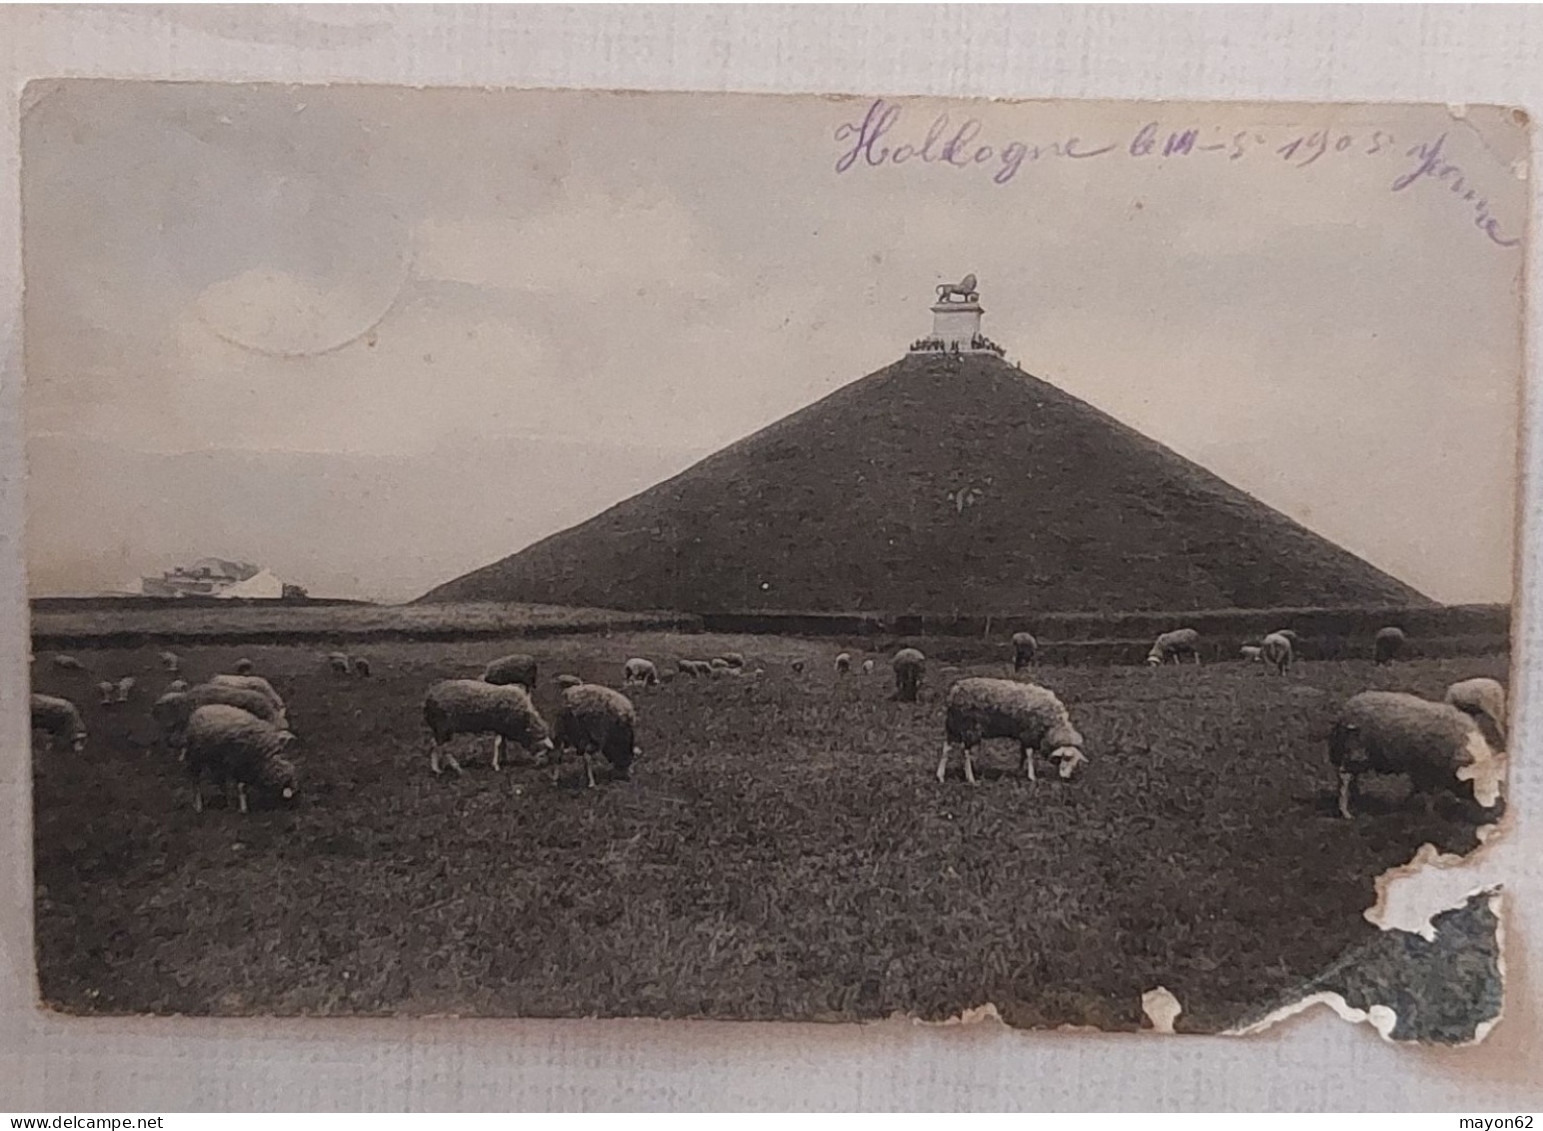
{"left": 927, "top": 299, "right": 984, "bottom": 351}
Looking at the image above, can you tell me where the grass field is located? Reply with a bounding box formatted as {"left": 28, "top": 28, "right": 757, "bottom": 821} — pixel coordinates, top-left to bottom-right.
{"left": 30, "top": 632, "right": 1506, "bottom": 1031}
{"left": 29, "top": 600, "right": 698, "bottom": 647}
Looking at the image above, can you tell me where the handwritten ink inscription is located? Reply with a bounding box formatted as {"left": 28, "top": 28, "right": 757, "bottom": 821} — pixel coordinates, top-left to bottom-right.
{"left": 833, "top": 99, "right": 1522, "bottom": 249}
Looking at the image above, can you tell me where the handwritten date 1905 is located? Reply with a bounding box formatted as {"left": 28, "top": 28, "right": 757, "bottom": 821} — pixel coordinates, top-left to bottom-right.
{"left": 831, "top": 99, "right": 1520, "bottom": 250}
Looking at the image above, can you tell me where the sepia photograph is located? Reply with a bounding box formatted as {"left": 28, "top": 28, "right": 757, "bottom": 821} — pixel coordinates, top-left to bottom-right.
{"left": 22, "top": 80, "right": 1524, "bottom": 1039}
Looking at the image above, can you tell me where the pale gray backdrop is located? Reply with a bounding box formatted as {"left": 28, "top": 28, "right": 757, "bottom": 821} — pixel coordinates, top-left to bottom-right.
{"left": 0, "top": 3, "right": 1539, "bottom": 1112}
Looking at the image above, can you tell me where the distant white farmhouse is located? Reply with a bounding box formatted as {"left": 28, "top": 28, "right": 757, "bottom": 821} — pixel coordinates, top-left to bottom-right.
{"left": 141, "top": 557, "right": 286, "bottom": 599}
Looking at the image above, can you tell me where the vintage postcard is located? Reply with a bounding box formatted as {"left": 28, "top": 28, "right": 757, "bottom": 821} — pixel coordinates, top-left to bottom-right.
{"left": 23, "top": 81, "right": 1524, "bottom": 1039}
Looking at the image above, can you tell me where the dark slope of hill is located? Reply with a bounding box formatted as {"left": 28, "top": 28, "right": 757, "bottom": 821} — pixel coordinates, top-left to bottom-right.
{"left": 420, "top": 354, "right": 1431, "bottom": 614}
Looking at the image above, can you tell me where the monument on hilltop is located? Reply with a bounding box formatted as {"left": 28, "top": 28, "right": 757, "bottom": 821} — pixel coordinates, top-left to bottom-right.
{"left": 909, "top": 273, "right": 1006, "bottom": 357}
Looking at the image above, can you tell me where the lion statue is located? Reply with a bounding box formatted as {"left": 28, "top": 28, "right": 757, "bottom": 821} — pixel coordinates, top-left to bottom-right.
{"left": 936, "top": 273, "right": 978, "bottom": 303}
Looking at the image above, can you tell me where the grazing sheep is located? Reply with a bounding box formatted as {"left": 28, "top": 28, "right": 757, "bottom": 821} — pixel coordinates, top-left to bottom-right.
{"left": 51, "top": 655, "right": 84, "bottom": 673}
{"left": 423, "top": 679, "right": 553, "bottom": 776}
{"left": 708, "top": 658, "right": 756, "bottom": 679}
{"left": 892, "top": 648, "right": 926, "bottom": 702}
{"left": 1259, "top": 632, "right": 1293, "bottom": 675}
{"left": 861, "top": 658, "right": 875, "bottom": 675}
{"left": 1240, "top": 645, "right": 1263, "bottom": 663}
{"left": 939, "top": 677, "right": 1087, "bottom": 785}
{"left": 552, "top": 684, "right": 640, "bottom": 789}
{"left": 835, "top": 652, "right": 852, "bottom": 675}
{"left": 31, "top": 694, "right": 87, "bottom": 752}
{"left": 482, "top": 652, "right": 538, "bottom": 691}
{"left": 158, "top": 651, "right": 181, "bottom": 674}
{"left": 182, "top": 704, "right": 298, "bottom": 814}
{"left": 184, "top": 683, "right": 289, "bottom": 729}
{"left": 719, "top": 652, "right": 746, "bottom": 670}
{"left": 556, "top": 673, "right": 584, "bottom": 689}
{"left": 233, "top": 658, "right": 255, "bottom": 675}
{"left": 623, "top": 657, "right": 660, "bottom": 687}
{"left": 165, "top": 679, "right": 189, "bottom": 694}
{"left": 1146, "top": 628, "right": 1201, "bottom": 666}
{"left": 326, "top": 652, "right": 352, "bottom": 675}
{"left": 153, "top": 684, "right": 289, "bottom": 755}
{"left": 208, "top": 674, "right": 286, "bottom": 715}
{"left": 1011, "top": 632, "right": 1038, "bottom": 671}
{"left": 676, "top": 659, "right": 710, "bottom": 678}
{"left": 114, "top": 676, "right": 136, "bottom": 703}
{"left": 97, "top": 680, "right": 118, "bottom": 706}
{"left": 1329, "top": 691, "right": 1503, "bottom": 819}
{"left": 1445, "top": 678, "right": 1508, "bottom": 746}
{"left": 1374, "top": 627, "right": 1407, "bottom": 665}
{"left": 791, "top": 660, "right": 805, "bottom": 674}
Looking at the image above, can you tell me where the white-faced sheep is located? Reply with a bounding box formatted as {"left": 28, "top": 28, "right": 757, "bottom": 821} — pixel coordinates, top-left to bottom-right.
{"left": 158, "top": 651, "right": 181, "bottom": 674}
{"left": 482, "top": 652, "right": 538, "bottom": 691}
{"left": 1259, "top": 632, "right": 1293, "bottom": 675}
{"left": 552, "top": 684, "right": 640, "bottom": 789}
{"left": 835, "top": 652, "right": 852, "bottom": 675}
{"left": 1011, "top": 632, "right": 1038, "bottom": 671}
{"left": 233, "top": 658, "right": 256, "bottom": 675}
{"left": 208, "top": 674, "right": 286, "bottom": 715}
{"left": 1373, "top": 627, "right": 1407, "bottom": 665}
{"left": 422, "top": 679, "right": 553, "bottom": 776}
{"left": 623, "top": 658, "right": 660, "bottom": 687}
{"left": 556, "top": 673, "right": 584, "bottom": 689}
{"left": 326, "top": 652, "right": 352, "bottom": 675}
{"left": 1240, "top": 645, "right": 1263, "bottom": 663}
{"left": 676, "top": 659, "right": 711, "bottom": 678}
{"left": 1329, "top": 690, "right": 1504, "bottom": 819}
{"left": 183, "top": 704, "right": 298, "bottom": 814}
{"left": 939, "top": 677, "right": 1087, "bottom": 785}
{"left": 153, "top": 684, "right": 289, "bottom": 756}
{"left": 31, "top": 694, "right": 87, "bottom": 753}
{"left": 892, "top": 648, "right": 925, "bottom": 703}
{"left": 97, "top": 680, "right": 117, "bottom": 706}
{"left": 51, "top": 655, "right": 84, "bottom": 673}
{"left": 1445, "top": 678, "right": 1508, "bottom": 746}
{"left": 1147, "top": 628, "right": 1201, "bottom": 666}
{"left": 350, "top": 656, "right": 372, "bottom": 678}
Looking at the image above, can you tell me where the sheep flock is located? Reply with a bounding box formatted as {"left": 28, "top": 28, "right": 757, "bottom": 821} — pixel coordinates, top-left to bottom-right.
{"left": 28, "top": 618, "right": 1505, "bottom": 827}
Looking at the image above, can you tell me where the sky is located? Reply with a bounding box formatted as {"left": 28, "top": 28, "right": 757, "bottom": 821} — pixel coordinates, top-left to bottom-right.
{"left": 21, "top": 82, "right": 1527, "bottom": 604}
